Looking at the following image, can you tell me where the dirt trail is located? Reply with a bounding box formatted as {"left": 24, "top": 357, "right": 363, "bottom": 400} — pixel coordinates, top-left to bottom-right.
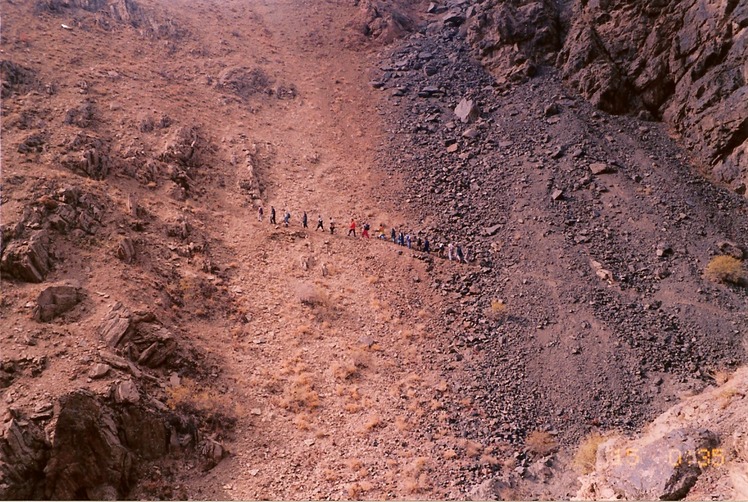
{"left": 174, "top": 0, "right": 472, "bottom": 499}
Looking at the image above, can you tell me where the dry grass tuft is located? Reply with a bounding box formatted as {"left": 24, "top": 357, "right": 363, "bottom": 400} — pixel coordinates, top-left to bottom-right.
{"left": 280, "top": 372, "right": 320, "bottom": 411}
{"left": 166, "top": 377, "right": 238, "bottom": 430}
{"left": 487, "top": 298, "right": 507, "bottom": 319}
{"left": 572, "top": 432, "right": 605, "bottom": 474}
{"left": 361, "top": 415, "right": 382, "bottom": 432}
{"left": 443, "top": 449, "right": 458, "bottom": 460}
{"left": 526, "top": 430, "right": 559, "bottom": 456}
{"left": 705, "top": 256, "right": 746, "bottom": 285}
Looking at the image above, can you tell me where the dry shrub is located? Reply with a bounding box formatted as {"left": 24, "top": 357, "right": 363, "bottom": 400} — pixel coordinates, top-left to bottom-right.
{"left": 443, "top": 449, "right": 458, "bottom": 460}
{"left": 705, "top": 256, "right": 746, "bottom": 285}
{"left": 366, "top": 275, "right": 379, "bottom": 284}
{"left": 711, "top": 369, "right": 731, "bottom": 385}
{"left": 293, "top": 413, "right": 312, "bottom": 431}
{"left": 322, "top": 468, "right": 337, "bottom": 481}
{"left": 362, "top": 415, "right": 382, "bottom": 432}
{"left": 166, "top": 377, "right": 237, "bottom": 431}
{"left": 332, "top": 361, "right": 358, "bottom": 380}
{"left": 460, "top": 439, "right": 483, "bottom": 458}
{"left": 280, "top": 373, "right": 320, "bottom": 411}
{"left": 295, "top": 282, "right": 330, "bottom": 307}
{"left": 346, "top": 458, "right": 363, "bottom": 472}
{"left": 526, "top": 430, "right": 559, "bottom": 456}
{"left": 480, "top": 454, "right": 501, "bottom": 467}
{"left": 487, "top": 298, "right": 507, "bottom": 319}
{"left": 573, "top": 432, "right": 605, "bottom": 474}
{"left": 395, "top": 416, "right": 409, "bottom": 432}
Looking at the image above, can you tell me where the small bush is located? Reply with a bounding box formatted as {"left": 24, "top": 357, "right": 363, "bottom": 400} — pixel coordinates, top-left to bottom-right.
{"left": 526, "top": 430, "right": 558, "bottom": 456}
{"left": 573, "top": 432, "right": 606, "bottom": 474}
{"left": 705, "top": 256, "right": 746, "bottom": 285}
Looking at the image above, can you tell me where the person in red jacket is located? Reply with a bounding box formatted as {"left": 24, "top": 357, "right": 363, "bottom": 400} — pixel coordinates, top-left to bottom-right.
{"left": 348, "top": 219, "right": 356, "bottom": 237}
{"left": 362, "top": 222, "right": 370, "bottom": 238}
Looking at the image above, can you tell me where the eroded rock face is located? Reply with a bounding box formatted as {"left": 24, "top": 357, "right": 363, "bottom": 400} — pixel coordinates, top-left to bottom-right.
{"left": 466, "top": 0, "right": 748, "bottom": 190}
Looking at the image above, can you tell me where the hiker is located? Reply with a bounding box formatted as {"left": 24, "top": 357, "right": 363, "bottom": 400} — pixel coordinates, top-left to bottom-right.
{"left": 391, "top": 228, "right": 397, "bottom": 243}
{"left": 416, "top": 236, "right": 422, "bottom": 250}
{"left": 362, "top": 222, "right": 370, "bottom": 238}
{"left": 398, "top": 232, "right": 405, "bottom": 246}
{"left": 378, "top": 225, "right": 386, "bottom": 240}
{"left": 437, "top": 242, "right": 445, "bottom": 258}
{"left": 316, "top": 215, "right": 324, "bottom": 231}
{"left": 302, "top": 211, "right": 308, "bottom": 229}
{"left": 283, "top": 210, "right": 291, "bottom": 227}
{"left": 348, "top": 219, "right": 356, "bottom": 237}
{"left": 423, "top": 237, "right": 430, "bottom": 253}
{"left": 456, "top": 244, "right": 465, "bottom": 263}
{"left": 406, "top": 234, "right": 411, "bottom": 249}
{"left": 270, "top": 206, "right": 276, "bottom": 225}
{"left": 258, "top": 206, "right": 264, "bottom": 222}
{"left": 447, "top": 242, "right": 454, "bottom": 261}
{"left": 329, "top": 217, "right": 336, "bottom": 234}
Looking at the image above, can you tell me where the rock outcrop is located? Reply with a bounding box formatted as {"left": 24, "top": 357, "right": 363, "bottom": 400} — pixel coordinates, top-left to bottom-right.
{"left": 466, "top": 0, "right": 748, "bottom": 192}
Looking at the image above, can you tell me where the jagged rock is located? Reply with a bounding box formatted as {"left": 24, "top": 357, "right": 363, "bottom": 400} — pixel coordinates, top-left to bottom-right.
{"left": 97, "top": 303, "right": 177, "bottom": 368}
{"left": 17, "top": 133, "right": 46, "bottom": 154}
{"left": 63, "top": 100, "right": 95, "bottom": 128}
{"left": 61, "top": 134, "right": 110, "bottom": 180}
{"left": 551, "top": 189, "right": 564, "bottom": 200}
{"left": 0, "top": 417, "right": 50, "bottom": 500}
{"left": 89, "top": 363, "right": 111, "bottom": 379}
{"left": 98, "top": 302, "right": 133, "bottom": 347}
{"left": 0, "top": 230, "right": 53, "bottom": 283}
{"left": 113, "top": 380, "right": 140, "bottom": 404}
{"left": 32, "top": 284, "right": 82, "bottom": 322}
{"left": 454, "top": 98, "right": 479, "bottom": 123}
{"left": 589, "top": 162, "right": 611, "bottom": 175}
{"left": 116, "top": 237, "right": 136, "bottom": 263}
{"left": 199, "top": 438, "right": 228, "bottom": 469}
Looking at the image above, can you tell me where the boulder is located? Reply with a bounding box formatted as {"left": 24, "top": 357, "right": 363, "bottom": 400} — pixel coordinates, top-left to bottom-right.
{"left": 113, "top": 380, "right": 140, "bottom": 404}
{"left": 454, "top": 98, "right": 479, "bottom": 123}
{"left": 0, "top": 230, "right": 52, "bottom": 283}
{"left": 32, "top": 284, "right": 82, "bottom": 322}
{"left": 589, "top": 162, "right": 611, "bottom": 175}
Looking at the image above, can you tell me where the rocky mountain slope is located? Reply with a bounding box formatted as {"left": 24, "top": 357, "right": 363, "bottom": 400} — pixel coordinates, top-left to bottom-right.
{"left": 465, "top": 0, "right": 748, "bottom": 194}
{"left": 1, "top": 0, "right": 747, "bottom": 500}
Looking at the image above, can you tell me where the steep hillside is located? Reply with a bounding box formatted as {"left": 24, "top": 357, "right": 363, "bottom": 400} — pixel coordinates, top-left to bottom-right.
{"left": 1, "top": 0, "right": 747, "bottom": 500}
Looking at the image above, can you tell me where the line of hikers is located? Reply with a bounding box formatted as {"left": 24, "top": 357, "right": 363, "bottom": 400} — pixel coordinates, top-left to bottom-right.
{"left": 256, "top": 205, "right": 468, "bottom": 263}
